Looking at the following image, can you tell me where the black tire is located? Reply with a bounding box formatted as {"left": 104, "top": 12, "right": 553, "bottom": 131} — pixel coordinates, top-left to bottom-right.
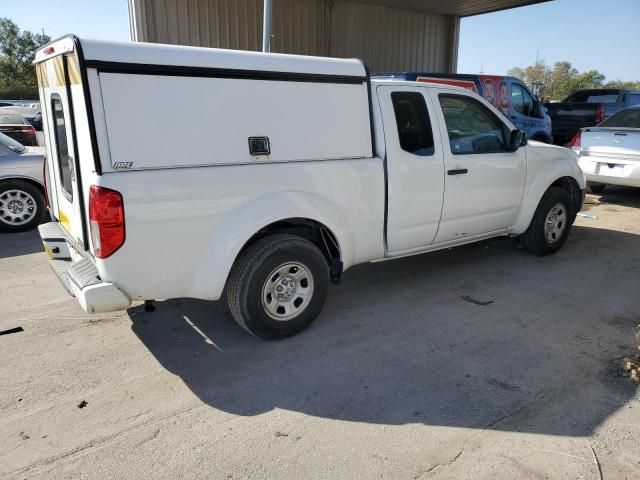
{"left": 226, "top": 234, "right": 330, "bottom": 339}
{"left": 0, "top": 180, "right": 46, "bottom": 233}
{"left": 587, "top": 182, "right": 606, "bottom": 194}
{"left": 519, "top": 187, "right": 574, "bottom": 256}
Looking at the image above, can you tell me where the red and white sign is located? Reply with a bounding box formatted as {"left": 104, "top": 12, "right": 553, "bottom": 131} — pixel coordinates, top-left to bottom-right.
{"left": 416, "top": 76, "right": 478, "bottom": 93}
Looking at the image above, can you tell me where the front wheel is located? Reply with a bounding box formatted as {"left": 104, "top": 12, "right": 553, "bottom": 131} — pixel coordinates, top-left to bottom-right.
{"left": 519, "top": 187, "right": 574, "bottom": 256}
{"left": 226, "top": 234, "right": 330, "bottom": 339}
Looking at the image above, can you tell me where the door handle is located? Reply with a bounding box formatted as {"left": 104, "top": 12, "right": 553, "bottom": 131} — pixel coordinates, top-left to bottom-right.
{"left": 447, "top": 168, "right": 468, "bottom": 175}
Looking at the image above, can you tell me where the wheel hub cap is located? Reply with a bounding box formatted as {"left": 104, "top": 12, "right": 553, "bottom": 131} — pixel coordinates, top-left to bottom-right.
{"left": 0, "top": 189, "right": 37, "bottom": 226}
{"left": 261, "top": 262, "right": 315, "bottom": 321}
{"left": 274, "top": 277, "right": 296, "bottom": 301}
{"left": 544, "top": 203, "right": 566, "bottom": 244}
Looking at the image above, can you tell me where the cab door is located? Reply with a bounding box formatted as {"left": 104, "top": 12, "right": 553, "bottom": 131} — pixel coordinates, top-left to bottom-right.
{"left": 38, "top": 52, "right": 86, "bottom": 248}
{"left": 377, "top": 85, "right": 445, "bottom": 253}
{"left": 429, "top": 88, "right": 526, "bottom": 243}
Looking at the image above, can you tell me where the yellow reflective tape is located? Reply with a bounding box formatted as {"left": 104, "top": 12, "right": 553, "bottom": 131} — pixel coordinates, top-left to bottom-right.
{"left": 52, "top": 57, "right": 64, "bottom": 87}
{"left": 42, "top": 64, "right": 49, "bottom": 88}
{"left": 37, "top": 63, "right": 48, "bottom": 88}
{"left": 59, "top": 210, "right": 71, "bottom": 233}
{"left": 67, "top": 55, "right": 82, "bottom": 85}
{"left": 57, "top": 56, "right": 66, "bottom": 86}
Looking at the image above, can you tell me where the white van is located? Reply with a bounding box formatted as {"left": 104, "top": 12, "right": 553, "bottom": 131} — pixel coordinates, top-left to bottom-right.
{"left": 35, "top": 36, "right": 585, "bottom": 339}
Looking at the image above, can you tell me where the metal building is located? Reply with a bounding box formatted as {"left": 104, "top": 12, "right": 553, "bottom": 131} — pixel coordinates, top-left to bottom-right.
{"left": 128, "top": 0, "right": 549, "bottom": 73}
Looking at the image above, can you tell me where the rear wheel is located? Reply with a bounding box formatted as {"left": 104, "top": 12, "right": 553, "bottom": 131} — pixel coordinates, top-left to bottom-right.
{"left": 226, "top": 234, "right": 330, "bottom": 339}
{"left": 520, "top": 187, "right": 573, "bottom": 256}
{"left": 587, "top": 182, "right": 606, "bottom": 194}
{"left": 0, "top": 180, "right": 46, "bottom": 233}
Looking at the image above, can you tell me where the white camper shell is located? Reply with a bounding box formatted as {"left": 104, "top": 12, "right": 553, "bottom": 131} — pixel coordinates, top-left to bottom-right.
{"left": 35, "top": 36, "right": 585, "bottom": 338}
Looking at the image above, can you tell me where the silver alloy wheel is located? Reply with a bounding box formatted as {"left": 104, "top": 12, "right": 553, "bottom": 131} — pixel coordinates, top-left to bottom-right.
{"left": 261, "top": 262, "right": 315, "bottom": 321}
{"left": 544, "top": 203, "right": 566, "bottom": 244}
{"left": 0, "top": 189, "right": 38, "bottom": 226}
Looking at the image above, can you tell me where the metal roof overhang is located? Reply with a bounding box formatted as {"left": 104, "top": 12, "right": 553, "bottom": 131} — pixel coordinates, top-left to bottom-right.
{"left": 349, "top": 0, "right": 552, "bottom": 17}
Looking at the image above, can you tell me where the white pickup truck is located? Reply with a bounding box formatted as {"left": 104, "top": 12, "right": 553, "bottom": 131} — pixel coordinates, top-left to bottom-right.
{"left": 35, "top": 36, "right": 585, "bottom": 339}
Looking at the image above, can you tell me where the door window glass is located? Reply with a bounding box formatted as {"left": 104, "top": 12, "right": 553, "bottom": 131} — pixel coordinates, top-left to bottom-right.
{"left": 391, "top": 91, "right": 435, "bottom": 156}
{"left": 438, "top": 94, "right": 507, "bottom": 155}
{"left": 51, "top": 94, "right": 73, "bottom": 197}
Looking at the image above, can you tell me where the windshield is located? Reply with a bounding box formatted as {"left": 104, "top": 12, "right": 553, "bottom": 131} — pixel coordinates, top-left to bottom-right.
{"left": 598, "top": 108, "right": 640, "bottom": 128}
{"left": 564, "top": 90, "right": 621, "bottom": 104}
{"left": 0, "top": 114, "right": 26, "bottom": 125}
{"left": 0, "top": 131, "right": 26, "bottom": 153}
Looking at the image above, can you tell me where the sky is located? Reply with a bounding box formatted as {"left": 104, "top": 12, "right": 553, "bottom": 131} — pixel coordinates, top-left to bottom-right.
{"left": 2, "top": 0, "right": 639, "bottom": 82}
{"left": 458, "top": 0, "right": 640, "bottom": 81}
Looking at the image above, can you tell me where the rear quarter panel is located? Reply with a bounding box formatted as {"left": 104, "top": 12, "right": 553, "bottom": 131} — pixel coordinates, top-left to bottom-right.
{"left": 95, "top": 159, "right": 385, "bottom": 301}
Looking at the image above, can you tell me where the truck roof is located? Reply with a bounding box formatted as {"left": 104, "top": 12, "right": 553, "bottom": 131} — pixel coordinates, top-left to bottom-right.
{"left": 35, "top": 35, "right": 368, "bottom": 80}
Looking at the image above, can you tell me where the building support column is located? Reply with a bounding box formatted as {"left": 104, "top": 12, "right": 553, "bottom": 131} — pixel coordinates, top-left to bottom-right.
{"left": 262, "top": 0, "right": 273, "bottom": 52}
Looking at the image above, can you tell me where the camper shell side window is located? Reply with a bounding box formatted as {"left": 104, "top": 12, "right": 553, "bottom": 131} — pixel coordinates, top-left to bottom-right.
{"left": 51, "top": 94, "right": 73, "bottom": 198}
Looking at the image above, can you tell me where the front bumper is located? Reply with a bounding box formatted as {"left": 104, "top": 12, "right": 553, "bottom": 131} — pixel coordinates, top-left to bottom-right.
{"left": 38, "top": 222, "right": 131, "bottom": 313}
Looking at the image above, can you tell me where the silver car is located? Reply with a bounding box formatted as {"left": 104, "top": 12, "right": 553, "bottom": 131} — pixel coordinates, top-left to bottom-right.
{"left": 0, "top": 132, "right": 46, "bottom": 232}
{"left": 574, "top": 106, "right": 640, "bottom": 193}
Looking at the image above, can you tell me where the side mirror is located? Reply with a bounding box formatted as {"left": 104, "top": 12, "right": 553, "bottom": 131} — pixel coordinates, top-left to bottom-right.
{"left": 509, "top": 130, "right": 527, "bottom": 151}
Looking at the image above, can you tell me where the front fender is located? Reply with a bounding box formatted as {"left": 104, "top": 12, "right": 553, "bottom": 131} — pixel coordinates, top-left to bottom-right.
{"left": 511, "top": 147, "right": 585, "bottom": 235}
{"left": 191, "top": 191, "right": 356, "bottom": 300}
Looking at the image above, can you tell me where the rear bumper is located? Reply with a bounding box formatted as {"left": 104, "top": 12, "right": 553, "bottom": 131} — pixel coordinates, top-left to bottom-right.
{"left": 578, "top": 156, "right": 640, "bottom": 188}
{"left": 38, "top": 222, "right": 131, "bottom": 313}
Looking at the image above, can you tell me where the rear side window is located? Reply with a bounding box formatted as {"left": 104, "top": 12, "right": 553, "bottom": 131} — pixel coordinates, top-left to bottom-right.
{"left": 51, "top": 95, "right": 73, "bottom": 197}
{"left": 438, "top": 94, "right": 507, "bottom": 155}
{"left": 629, "top": 94, "right": 640, "bottom": 106}
{"left": 598, "top": 108, "right": 640, "bottom": 128}
{"left": 391, "top": 91, "right": 435, "bottom": 156}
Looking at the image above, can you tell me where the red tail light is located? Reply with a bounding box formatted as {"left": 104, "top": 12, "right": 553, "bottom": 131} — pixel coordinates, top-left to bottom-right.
{"left": 42, "top": 156, "right": 49, "bottom": 208}
{"left": 569, "top": 131, "right": 581, "bottom": 151}
{"left": 595, "top": 105, "right": 605, "bottom": 124}
{"left": 89, "top": 185, "right": 125, "bottom": 259}
{"left": 22, "top": 126, "right": 36, "bottom": 136}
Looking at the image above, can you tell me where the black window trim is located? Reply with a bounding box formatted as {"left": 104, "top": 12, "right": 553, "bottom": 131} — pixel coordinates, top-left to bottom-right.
{"left": 50, "top": 93, "right": 73, "bottom": 201}
{"left": 390, "top": 90, "right": 436, "bottom": 157}
{"left": 438, "top": 92, "right": 511, "bottom": 156}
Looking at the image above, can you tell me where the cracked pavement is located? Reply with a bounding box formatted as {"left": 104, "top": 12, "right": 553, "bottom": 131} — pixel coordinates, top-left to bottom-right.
{"left": 1, "top": 187, "right": 639, "bottom": 479}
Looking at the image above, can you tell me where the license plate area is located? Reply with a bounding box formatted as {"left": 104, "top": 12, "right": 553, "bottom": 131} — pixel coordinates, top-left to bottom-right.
{"left": 597, "top": 163, "right": 626, "bottom": 178}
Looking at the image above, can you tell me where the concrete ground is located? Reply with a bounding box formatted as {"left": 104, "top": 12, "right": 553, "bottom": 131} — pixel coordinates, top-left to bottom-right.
{"left": 1, "top": 187, "right": 639, "bottom": 479}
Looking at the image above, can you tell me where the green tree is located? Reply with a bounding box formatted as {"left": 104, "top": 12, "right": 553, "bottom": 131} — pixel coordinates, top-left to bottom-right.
{"left": 574, "top": 70, "right": 606, "bottom": 90}
{"left": 546, "top": 61, "right": 578, "bottom": 100}
{"left": 506, "top": 59, "right": 638, "bottom": 101}
{"left": 603, "top": 80, "right": 640, "bottom": 91}
{"left": 507, "top": 67, "right": 525, "bottom": 80}
{"left": 0, "top": 18, "right": 50, "bottom": 99}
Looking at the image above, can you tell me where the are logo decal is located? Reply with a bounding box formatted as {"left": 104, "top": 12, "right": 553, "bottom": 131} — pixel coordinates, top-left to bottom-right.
{"left": 113, "top": 161, "right": 134, "bottom": 169}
